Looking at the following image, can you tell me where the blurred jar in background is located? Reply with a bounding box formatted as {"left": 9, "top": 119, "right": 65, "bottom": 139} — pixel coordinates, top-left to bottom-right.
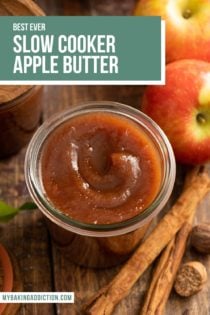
{"left": 0, "top": 86, "right": 43, "bottom": 158}
{"left": 0, "top": 0, "right": 45, "bottom": 158}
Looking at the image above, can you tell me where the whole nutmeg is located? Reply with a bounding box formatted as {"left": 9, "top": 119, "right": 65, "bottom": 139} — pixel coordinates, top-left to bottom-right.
{"left": 191, "top": 224, "right": 210, "bottom": 254}
{"left": 174, "top": 261, "right": 207, "bottom": 297}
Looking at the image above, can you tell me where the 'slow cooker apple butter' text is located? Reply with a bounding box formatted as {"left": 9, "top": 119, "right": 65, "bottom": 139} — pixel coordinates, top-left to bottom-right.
{"left": 41, "top": 112, "right": 162, "bottom": 224}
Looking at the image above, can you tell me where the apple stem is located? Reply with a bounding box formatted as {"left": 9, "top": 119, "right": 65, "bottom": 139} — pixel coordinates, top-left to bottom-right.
{"left": 197, "top": 113, "right": 207, "bottom": 125}
{"left": 183, "top": 9, "right": 192, "bottom": 19}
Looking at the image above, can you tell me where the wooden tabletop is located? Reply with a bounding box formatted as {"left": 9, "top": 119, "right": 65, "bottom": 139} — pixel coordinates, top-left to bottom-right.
{"left": 1, "top": 1, "right": 210, "bottom": 315}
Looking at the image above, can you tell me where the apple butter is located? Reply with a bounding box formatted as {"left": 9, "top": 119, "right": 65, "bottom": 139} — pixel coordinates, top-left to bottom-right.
{"left": 25, "top": 102, "right": 176, "bottom": 268}
{"left": 41, "top": 112, "right": 162, "bottom": 225}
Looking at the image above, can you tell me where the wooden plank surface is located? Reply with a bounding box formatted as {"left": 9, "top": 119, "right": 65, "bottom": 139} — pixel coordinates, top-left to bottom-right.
{"left": 0, "top": 1, "right": 210, "bottom": 315}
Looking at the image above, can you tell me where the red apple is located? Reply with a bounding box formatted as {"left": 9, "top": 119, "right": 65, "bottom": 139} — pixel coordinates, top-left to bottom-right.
{"left": 141, "top": 60, "right": 210, "bottom": 165}
{"left": 134, "top": 0, "right": 210, "bottom": 63}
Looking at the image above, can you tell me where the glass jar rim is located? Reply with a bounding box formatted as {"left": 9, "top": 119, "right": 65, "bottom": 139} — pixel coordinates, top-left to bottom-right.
{"left": 25, "top": 101, "right": 176, "bottom": 237}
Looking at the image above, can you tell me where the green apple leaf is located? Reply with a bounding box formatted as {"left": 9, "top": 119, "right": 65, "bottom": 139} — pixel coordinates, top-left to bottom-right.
{"left": 0, "top": 200, "right": 18, "bottom": 217}
{"left": 0, "top": 200, "right": 37, "bottom": 222}
{"left": 19, "top": 202, "right": 37, "bottom": 210}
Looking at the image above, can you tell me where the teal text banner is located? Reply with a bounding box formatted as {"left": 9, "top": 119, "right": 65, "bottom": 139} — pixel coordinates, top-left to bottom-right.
{"left": 0, "top": 16, "right": 164, "bottom": 84}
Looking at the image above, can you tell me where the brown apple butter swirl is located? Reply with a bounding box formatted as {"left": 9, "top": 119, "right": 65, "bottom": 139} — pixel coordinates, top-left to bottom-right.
{"left": 41, "top": 112, "right": 162, "bottom": 224}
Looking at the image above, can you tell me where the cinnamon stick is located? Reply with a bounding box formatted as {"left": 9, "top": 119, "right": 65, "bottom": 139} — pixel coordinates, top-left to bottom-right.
{"left": 84, "top": 169, "right": 210, "bottom": 315}
{"left": 140, "top": 222, "right": 191, "bottom": 315}
{"left": 140, "top": 166, "right": 201, "bottom": 315}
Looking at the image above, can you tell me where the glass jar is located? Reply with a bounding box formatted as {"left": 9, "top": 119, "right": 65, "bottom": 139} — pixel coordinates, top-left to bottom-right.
{"left": 25, "top": 102, "right": 176, "bottom": 268}
{"left": 0, "top": 86, "right": 42, "bottom": 158}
